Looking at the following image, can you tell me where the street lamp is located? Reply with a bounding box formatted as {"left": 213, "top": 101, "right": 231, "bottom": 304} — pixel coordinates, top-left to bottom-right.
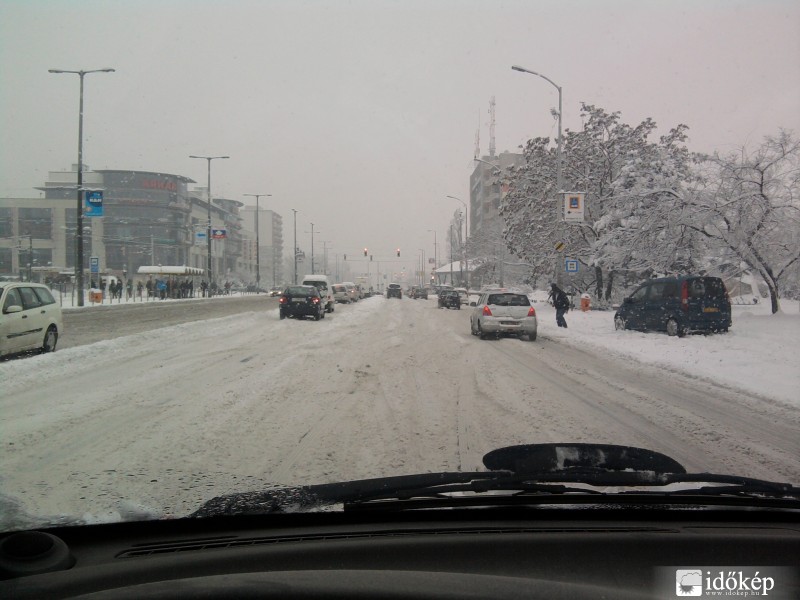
{"left": 291, "top": 209, "right": 299, "bottom": 284}
{"left": 511, "top": 65, "right": 563, "bottom": 194}
{"left": 243, "top": 193, "right": 271, "bottom": 291}
{"left": 427, "top": 229, "right": 437, "bottom": 277}
{"left": 189, "top": 155, "right": 229, "bottom": 286}
{"left": 446, "top": 195, "right": 469, "bottom": 289}
{"left": 511, "top": 64, "right": 564, "bottom": 284}
{"left": 48, "top": 67, "right": 115, "bottom": 306}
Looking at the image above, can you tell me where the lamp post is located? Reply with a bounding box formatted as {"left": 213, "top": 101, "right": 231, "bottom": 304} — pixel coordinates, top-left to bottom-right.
{"left": 189, "top": 155, "right": 229, "bottom": 286}
{"left": 446, "top": 195, "right": 469, "bottom": 289}
{"left": 427, "top": 229, "right": 437, "bottom": 285}
{"left": 291, "top": 209, "right": 299, "bottom": 284}
{"left": 244, "top": 193, "right": 271, "bottom": 291}
{"left": 48, "top": 67, "right": 115, "bottom": 306}
{"left": 512, "top": 64, "right": 565, "bottom": 284}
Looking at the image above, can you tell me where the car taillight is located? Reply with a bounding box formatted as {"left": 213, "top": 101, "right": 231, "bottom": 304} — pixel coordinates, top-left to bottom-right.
{"left": 279, "top": 296, "right": 287, "bottom": 304}
{"left": 527, "top": 306, "right": 536, "bottom": 317}
{"left": 312, "top": 297, "right": 320, "bottom": 303}
{"left": 482, "top": 305, "right": 493, "bottom": 316}
{"left": 680, "top": 281, "right": 689, "bottom": 311}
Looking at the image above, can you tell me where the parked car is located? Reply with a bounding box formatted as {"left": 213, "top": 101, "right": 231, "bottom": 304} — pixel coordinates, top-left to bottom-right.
{"left": 438, "top": 289, "right": 461, "bottom": 309}
{"left": 0, "top": 282, "right": 63, "bottom": 357}
{"left": 332, "top": 284, "right": 350, "bottom": 304}
{"left": 411, "top": 287, "right": 428, "bottom": 299}
{"left": 386, "top": 283, "right": 403, "bottom": 299}
{"left": 301, "top": 274, "right": 334, "bottom": 313}
{"left": 279, "top": 285, "right": 325, "bottom": 320}
{"left": 470, "top": 290, "right": 537, "bottom": 341}
{"left": 614, "top": 275, "right": 731, "bottom": 337}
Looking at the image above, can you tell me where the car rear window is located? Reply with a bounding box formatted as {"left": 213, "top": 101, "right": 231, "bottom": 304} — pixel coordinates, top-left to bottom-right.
{"left": 286, "top": 286, "right": 314, "bottom": 296}
{"left": 333, "top": 285, "right": 346, "bottom": 292}
{"left": 487, "top": 293, "right": 530, "bottom": 307}
{"left": 688, "top": 277, "right": 727, "bottom": 299}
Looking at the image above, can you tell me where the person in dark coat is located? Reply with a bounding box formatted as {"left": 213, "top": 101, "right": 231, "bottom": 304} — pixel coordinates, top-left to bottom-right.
{"left": 549, "top": 283, "right": 570, "bottom": 328}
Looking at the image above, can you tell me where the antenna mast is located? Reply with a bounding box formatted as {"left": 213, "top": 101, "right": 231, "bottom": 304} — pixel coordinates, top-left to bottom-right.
{"left": 488, "top": 96, "right": 496, "bottom": 158}
{"left": 474, "top": 109, "right": 480, "bottom": 159}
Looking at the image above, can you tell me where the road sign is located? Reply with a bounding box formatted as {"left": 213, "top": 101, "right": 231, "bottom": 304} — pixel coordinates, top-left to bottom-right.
{"left": 195, "top": 232, "right": 207, "bottom": 246}
{"left": 90, "top": 256, "right": 99, "bottom": 273}
{"left": 565, "top": 258, "right": 579, "bottom": 273}
{"left": 84, "top": 191, "right": 103, "bottom": 217}
{"left": 211, "top": 228, "right": 227, "bottom": 239}
{"left": 554, "top": 241, "right": 565, "bottom": 252}
{"left": 564, "top": 192, "right": 585, "bottom": 223}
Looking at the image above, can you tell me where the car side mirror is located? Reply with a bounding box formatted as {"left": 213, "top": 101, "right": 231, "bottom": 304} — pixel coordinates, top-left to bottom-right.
{"left": 623, "top": 297, "right": 633, "bottom": 304}
{"left": 469, "top": 301, "right": 477, "bottom": 307}
{"left": 4, "top": 305, "right": 23, "bottom": 314}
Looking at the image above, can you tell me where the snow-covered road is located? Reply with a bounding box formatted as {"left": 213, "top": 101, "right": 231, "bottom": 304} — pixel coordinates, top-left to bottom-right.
{"left": 2, "top": 295, "right": 798, "bottom": 527}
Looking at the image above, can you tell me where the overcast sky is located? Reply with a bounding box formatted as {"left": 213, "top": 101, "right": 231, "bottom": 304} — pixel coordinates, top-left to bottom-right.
{"left": 2, "top": 0, "right": 798, "bottom": 274}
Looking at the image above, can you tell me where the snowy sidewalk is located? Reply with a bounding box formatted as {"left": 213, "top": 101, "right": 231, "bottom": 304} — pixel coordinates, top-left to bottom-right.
{"left": 531, "top": 299, "right": 800, "bottom": 408}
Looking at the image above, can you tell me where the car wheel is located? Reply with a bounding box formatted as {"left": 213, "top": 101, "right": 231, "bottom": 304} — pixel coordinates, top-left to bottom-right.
{"left": 477, "top": 322, "right": 488, "bottom": 340}
{"left": 666, "top": 318, "right": 685, "bottom": 337}
{"left": 41, "top": 326, "right": 58, "bottom": 353}
{"left": 527, "top": 331, "right": 537, "bottom": 342}
{"left": 470, "top": 318, "right": 477, "bottom": 336}
{"left": 614, "top": 316, "right": 626, "bottom": 331}
{"left": 314, "top": 310, "right": 321, "bottom": 321}
{"left": 321, "top": 308, "right": 326, "bottom": 319}
{"left": 280, "top": 311, "right": 286, "bottom": 320}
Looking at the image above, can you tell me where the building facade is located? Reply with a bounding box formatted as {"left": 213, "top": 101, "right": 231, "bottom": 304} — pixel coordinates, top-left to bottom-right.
{"left": 0, "top": 165, "right": 282, "bottom": 285}
{"left": 469, "top": 151, "right": 524, "bottom": 237}
{"left": 240, "top": 206, "right": 284, "bottom": 287}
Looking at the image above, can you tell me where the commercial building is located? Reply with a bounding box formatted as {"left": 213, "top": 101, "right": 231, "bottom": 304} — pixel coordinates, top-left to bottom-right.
{"left": 0, "top": 165, "right": 281, "bottom": 285}
{"left": 240, "top": 206, "right": 284, "bottom": 287}
{"left": 469, "top": 151, "right": 523, "bottom": 236}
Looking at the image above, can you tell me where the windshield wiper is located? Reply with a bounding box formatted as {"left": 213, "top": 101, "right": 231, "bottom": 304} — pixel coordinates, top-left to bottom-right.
{"left": 191, "top": 444, "right": 800, "bottom": 517}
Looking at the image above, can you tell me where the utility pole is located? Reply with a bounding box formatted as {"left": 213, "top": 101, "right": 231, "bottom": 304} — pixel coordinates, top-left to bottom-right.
{"left": 292, "top": 209, "right": 298, "bottom": 284}
{"left": 244, "top": 193, "right": 271, "bottom": 290}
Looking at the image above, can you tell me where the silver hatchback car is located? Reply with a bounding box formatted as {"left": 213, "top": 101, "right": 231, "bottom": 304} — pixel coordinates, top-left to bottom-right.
{"left": 470, "top": 290, "right": 537, "bottom": 341}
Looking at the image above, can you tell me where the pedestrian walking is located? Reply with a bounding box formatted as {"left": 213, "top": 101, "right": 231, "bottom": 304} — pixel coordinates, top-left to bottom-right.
{"left": 137, "top": 281, "right": 144, "bottom": 299}
{"left": 549, "top": 283, "right": 570, "bottom": 328}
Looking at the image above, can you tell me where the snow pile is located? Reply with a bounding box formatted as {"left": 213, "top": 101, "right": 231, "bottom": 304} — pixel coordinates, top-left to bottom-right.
{"left": 533, "top": 299, "right": 800, "bottom": 407}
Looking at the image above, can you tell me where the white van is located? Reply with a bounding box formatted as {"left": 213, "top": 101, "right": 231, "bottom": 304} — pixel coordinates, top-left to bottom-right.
{"left": 301, "top": 274, "right": 334, "bottom": 313}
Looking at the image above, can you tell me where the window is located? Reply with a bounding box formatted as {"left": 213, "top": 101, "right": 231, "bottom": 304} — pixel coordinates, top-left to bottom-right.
{"left": 33, "top": 287, "right": 55, "bottom": 305}
{"left": 629, "top": 286, "right": 648, "bottom": 303}
{"left": 2, "top": 288, "right": 22, "bottom": 312}
{"left": 17, "top": 287, "right": 42, "bottom": 309}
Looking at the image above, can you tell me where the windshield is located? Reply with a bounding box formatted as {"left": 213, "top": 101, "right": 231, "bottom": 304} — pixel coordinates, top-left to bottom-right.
{"left": 0, "top": 0, "right": 798, "bottom": 532}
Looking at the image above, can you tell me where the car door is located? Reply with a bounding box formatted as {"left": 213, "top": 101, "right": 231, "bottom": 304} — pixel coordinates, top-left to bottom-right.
{"left": 643, "top": 281, "right": 668, "bottom": 331}
{"left": 1, "top": 287, "right": 37, "bottom": 354}
{"left": 622, "top": 284, "right": 649, "bottom": 330}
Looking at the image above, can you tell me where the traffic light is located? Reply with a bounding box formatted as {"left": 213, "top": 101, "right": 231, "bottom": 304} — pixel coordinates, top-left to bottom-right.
{"left": 363, "top": 248, "right": 368, "bottom": 257}
{"left": 396, "top": 248, "right": 400, "bottom": 257}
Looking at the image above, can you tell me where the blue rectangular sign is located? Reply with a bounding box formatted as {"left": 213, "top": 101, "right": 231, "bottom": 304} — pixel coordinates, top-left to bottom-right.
{"left": 565, "top": 258, "right": 579, "bottom": 273}
{"left": 84, "top": 191, "right": 104, "bottom": 217}
{"left": 90, "top": 256, "right": 100, "bottom": 273}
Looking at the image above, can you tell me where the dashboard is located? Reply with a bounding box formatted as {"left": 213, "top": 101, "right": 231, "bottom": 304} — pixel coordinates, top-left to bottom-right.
{"left": 2, "top": 507, "right": 798, "bottom": 599}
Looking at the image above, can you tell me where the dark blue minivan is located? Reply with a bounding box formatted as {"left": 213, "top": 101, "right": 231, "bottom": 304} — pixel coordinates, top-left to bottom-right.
{"left": 614, "top": 276, "right": 731, "bottom": 337}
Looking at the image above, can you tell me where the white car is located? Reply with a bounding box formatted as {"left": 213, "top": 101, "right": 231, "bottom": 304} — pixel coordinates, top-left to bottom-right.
{"left": 301, "top": 274, "right": 335, "bottom": 313}
{"left": 332, "top": 284, "right": 351, "bottom": 303}
{"left": 0, "top": 282, "right": 63, "bottom": 357}
{"left": 342, "top": 281, "right": 360, "bottom": 303}
{"left": 470, "top": 289, "right": 537, "bottom": 341}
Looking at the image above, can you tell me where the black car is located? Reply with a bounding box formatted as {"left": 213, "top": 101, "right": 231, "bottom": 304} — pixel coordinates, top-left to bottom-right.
{"left": 614, "top": 275, "right": 731, "bottom": 336}
{"left": 411, "top": 287, "right": 428, "bottom": 299}
{"left": 279, "top": 285, "right": 325, "bottom": 320}
{"left": 438, "top": 289, "right": 461, "bottom": 309}
{"left": 386, "top": 283, "right": 402, "bottom": 299}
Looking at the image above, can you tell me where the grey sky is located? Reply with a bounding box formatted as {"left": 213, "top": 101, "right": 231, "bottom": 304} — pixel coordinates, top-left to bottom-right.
{"left": 2, "top": 0, "right": 798, "bottom": 274}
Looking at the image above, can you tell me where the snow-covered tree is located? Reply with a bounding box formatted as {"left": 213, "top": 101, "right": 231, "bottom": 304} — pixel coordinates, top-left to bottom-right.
{"left": 687, "top": 131, "right": 800, "bottom": 313}
{"left": 501, "top": 104, "right": 694, "bottom": 300}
